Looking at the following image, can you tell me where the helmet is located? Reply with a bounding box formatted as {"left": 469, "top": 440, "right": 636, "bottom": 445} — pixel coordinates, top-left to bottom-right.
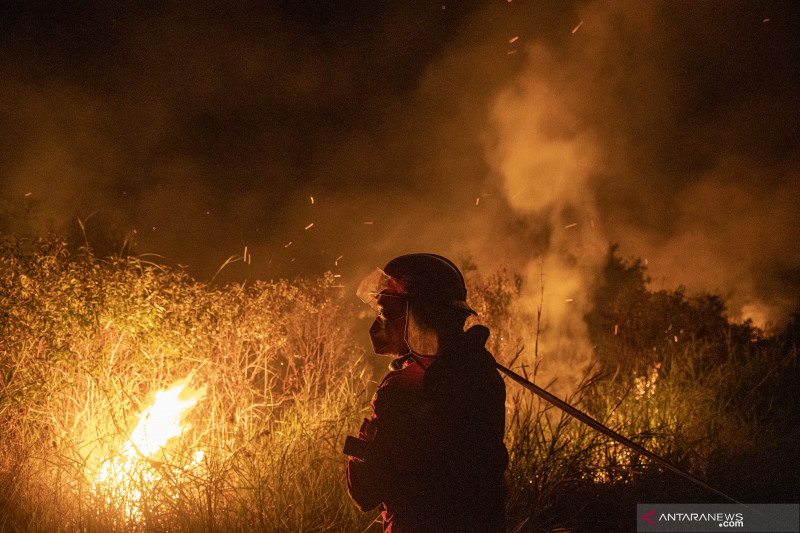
{"left": 358, "top": 253, "right": 475, "bottom": 315}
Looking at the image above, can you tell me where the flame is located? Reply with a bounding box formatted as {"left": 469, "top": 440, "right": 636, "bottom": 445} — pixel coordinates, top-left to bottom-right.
{"left": 93, "top": 380, "right": 205, "bottom": 519}
{"left": 126, "top": 383, "right": 203, "bottom": 456}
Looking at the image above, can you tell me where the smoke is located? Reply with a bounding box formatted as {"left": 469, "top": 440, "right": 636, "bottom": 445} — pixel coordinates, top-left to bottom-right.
{"left": 485, "top": 41, "right": 607, "bottom": 384}
{"left": 0, "top": 0, "right": 798, "bottom": 358}
{"left": 0, "top": 2, "right": 515, "bottom": 281}
{"left": 486, "top": 0, "right": 800, "bottom": 347}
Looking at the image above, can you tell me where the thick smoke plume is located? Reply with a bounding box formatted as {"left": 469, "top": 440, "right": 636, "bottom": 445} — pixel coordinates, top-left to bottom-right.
{"left": 487, "top": 1, "right": 799, "bottom": 337}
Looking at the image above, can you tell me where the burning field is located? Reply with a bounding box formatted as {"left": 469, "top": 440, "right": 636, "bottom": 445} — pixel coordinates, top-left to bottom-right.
{"left": 0, "top": 2, "right": 798, "bottom": 530}
{"left": 0, "top": 234, "right": 797, "bottom": 532}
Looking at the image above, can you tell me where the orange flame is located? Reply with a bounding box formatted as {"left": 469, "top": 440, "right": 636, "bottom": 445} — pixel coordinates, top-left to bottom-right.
{"left": 93, "top": 380, "right": 206, "bottom": 518}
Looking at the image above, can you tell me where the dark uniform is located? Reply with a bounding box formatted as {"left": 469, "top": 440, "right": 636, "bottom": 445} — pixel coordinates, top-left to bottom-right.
{"left": 347, "top": 325, "right": 508, "bottom": 533}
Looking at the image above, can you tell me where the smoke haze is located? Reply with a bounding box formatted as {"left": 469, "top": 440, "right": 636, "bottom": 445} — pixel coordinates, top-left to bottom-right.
{"left": 1, "top": 1, "right": 798, "bottom": 349}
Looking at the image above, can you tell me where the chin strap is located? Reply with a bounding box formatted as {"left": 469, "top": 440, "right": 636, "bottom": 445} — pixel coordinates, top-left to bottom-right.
{"left": 387, "top": 301, "right": 416, "bottom": 371}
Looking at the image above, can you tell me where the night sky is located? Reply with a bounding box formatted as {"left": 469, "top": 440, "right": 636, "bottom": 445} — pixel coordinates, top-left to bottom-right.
{"left": 1, "top": 1, "right": 799, "bottom": 330}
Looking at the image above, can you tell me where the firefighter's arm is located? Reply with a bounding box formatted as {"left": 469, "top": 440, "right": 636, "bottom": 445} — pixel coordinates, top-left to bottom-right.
{"left": 346, "top": 457, "right": 382, "bottom": 511}
{"left": 344, "top": 377, "right": 409, "bottom": 511}
{"left": 345, "top": 416, "right": 384, "bottom": 511}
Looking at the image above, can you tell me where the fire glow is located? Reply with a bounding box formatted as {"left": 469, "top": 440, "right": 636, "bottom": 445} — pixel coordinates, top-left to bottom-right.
{"left": 93, "top": 380, "right": 206, "bottom": 519}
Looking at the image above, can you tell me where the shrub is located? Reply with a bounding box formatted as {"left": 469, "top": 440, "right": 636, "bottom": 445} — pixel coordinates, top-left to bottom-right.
{"left": 0, "top": 236, "right": 796, "bottom": 532}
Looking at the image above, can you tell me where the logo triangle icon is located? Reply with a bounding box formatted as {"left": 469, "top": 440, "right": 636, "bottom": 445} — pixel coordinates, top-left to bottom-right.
{"left": 641, "top": 509, "right": 657, "bottom": 525}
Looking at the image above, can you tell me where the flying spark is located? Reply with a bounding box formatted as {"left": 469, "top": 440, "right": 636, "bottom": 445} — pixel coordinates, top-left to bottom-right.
{"left": 511, "top": 186, "right": 528, "bottom": 199}
{"left": 572, "top": 21, "right": 584, "bottom": 34}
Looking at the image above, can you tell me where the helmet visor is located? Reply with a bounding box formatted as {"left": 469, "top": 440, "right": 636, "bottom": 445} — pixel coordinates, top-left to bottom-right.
{"left": 357, "top": 268, "right": 408, "bottom": 310}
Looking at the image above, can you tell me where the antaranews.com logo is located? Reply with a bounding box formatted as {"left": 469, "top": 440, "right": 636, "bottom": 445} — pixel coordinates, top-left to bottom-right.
{"left": 636, "top": 504, "right": 798, "bottom": 532}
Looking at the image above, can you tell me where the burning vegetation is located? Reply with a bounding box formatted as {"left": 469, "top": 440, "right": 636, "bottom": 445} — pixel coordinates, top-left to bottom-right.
{"left": 92, "top": 380, "right": 206, "bottom": 522}
{"left": 0, "top": 233, "right": 798, "bottom": 531}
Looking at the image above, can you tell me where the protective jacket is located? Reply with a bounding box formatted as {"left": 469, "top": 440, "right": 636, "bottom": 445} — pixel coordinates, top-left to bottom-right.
{"left": 346, "top": 325, "right": 508, "bottom": 532}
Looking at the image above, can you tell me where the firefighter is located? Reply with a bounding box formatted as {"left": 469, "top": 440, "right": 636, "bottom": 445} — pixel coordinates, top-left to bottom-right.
{"left": 344, "top": 253, "right": 508, "bottom": 532}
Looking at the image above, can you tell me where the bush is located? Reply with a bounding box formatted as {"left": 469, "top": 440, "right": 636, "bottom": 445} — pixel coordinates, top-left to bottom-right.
{"left": 0, "top": 236, "right": 796, "bottom": 532}
{"left": 0, "top": 234, "right": 373, "bottom": 532}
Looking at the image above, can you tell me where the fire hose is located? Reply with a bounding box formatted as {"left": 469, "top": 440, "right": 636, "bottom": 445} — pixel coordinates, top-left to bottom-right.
{"left": 495, "top": 362, "right": 743, "bottom": 505}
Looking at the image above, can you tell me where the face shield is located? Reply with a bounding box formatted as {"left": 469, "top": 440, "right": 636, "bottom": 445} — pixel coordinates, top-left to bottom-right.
{"left": 358, "top": 268, "right": 412, "bottom": 356}
{"left": 359, "top": 268, "right": 444, "bottom": 358}
{"left": 356, "top": 268, "right": 409, "bottom": 311}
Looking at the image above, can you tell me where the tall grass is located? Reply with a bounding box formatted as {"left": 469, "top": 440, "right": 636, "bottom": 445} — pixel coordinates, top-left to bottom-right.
{"left": 1, "top": 234, "right": 797, "bottom": 532}
{"left": 0, "top": 234, "right": 374, "bottom": 532}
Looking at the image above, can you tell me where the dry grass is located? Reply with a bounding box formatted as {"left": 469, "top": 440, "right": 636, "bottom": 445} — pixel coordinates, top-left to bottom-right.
{"left": 1, "top": 234, "right": 796, "bottom": 532}
{"left": 0, "top": 235, "right": 373, "bottom": 532}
